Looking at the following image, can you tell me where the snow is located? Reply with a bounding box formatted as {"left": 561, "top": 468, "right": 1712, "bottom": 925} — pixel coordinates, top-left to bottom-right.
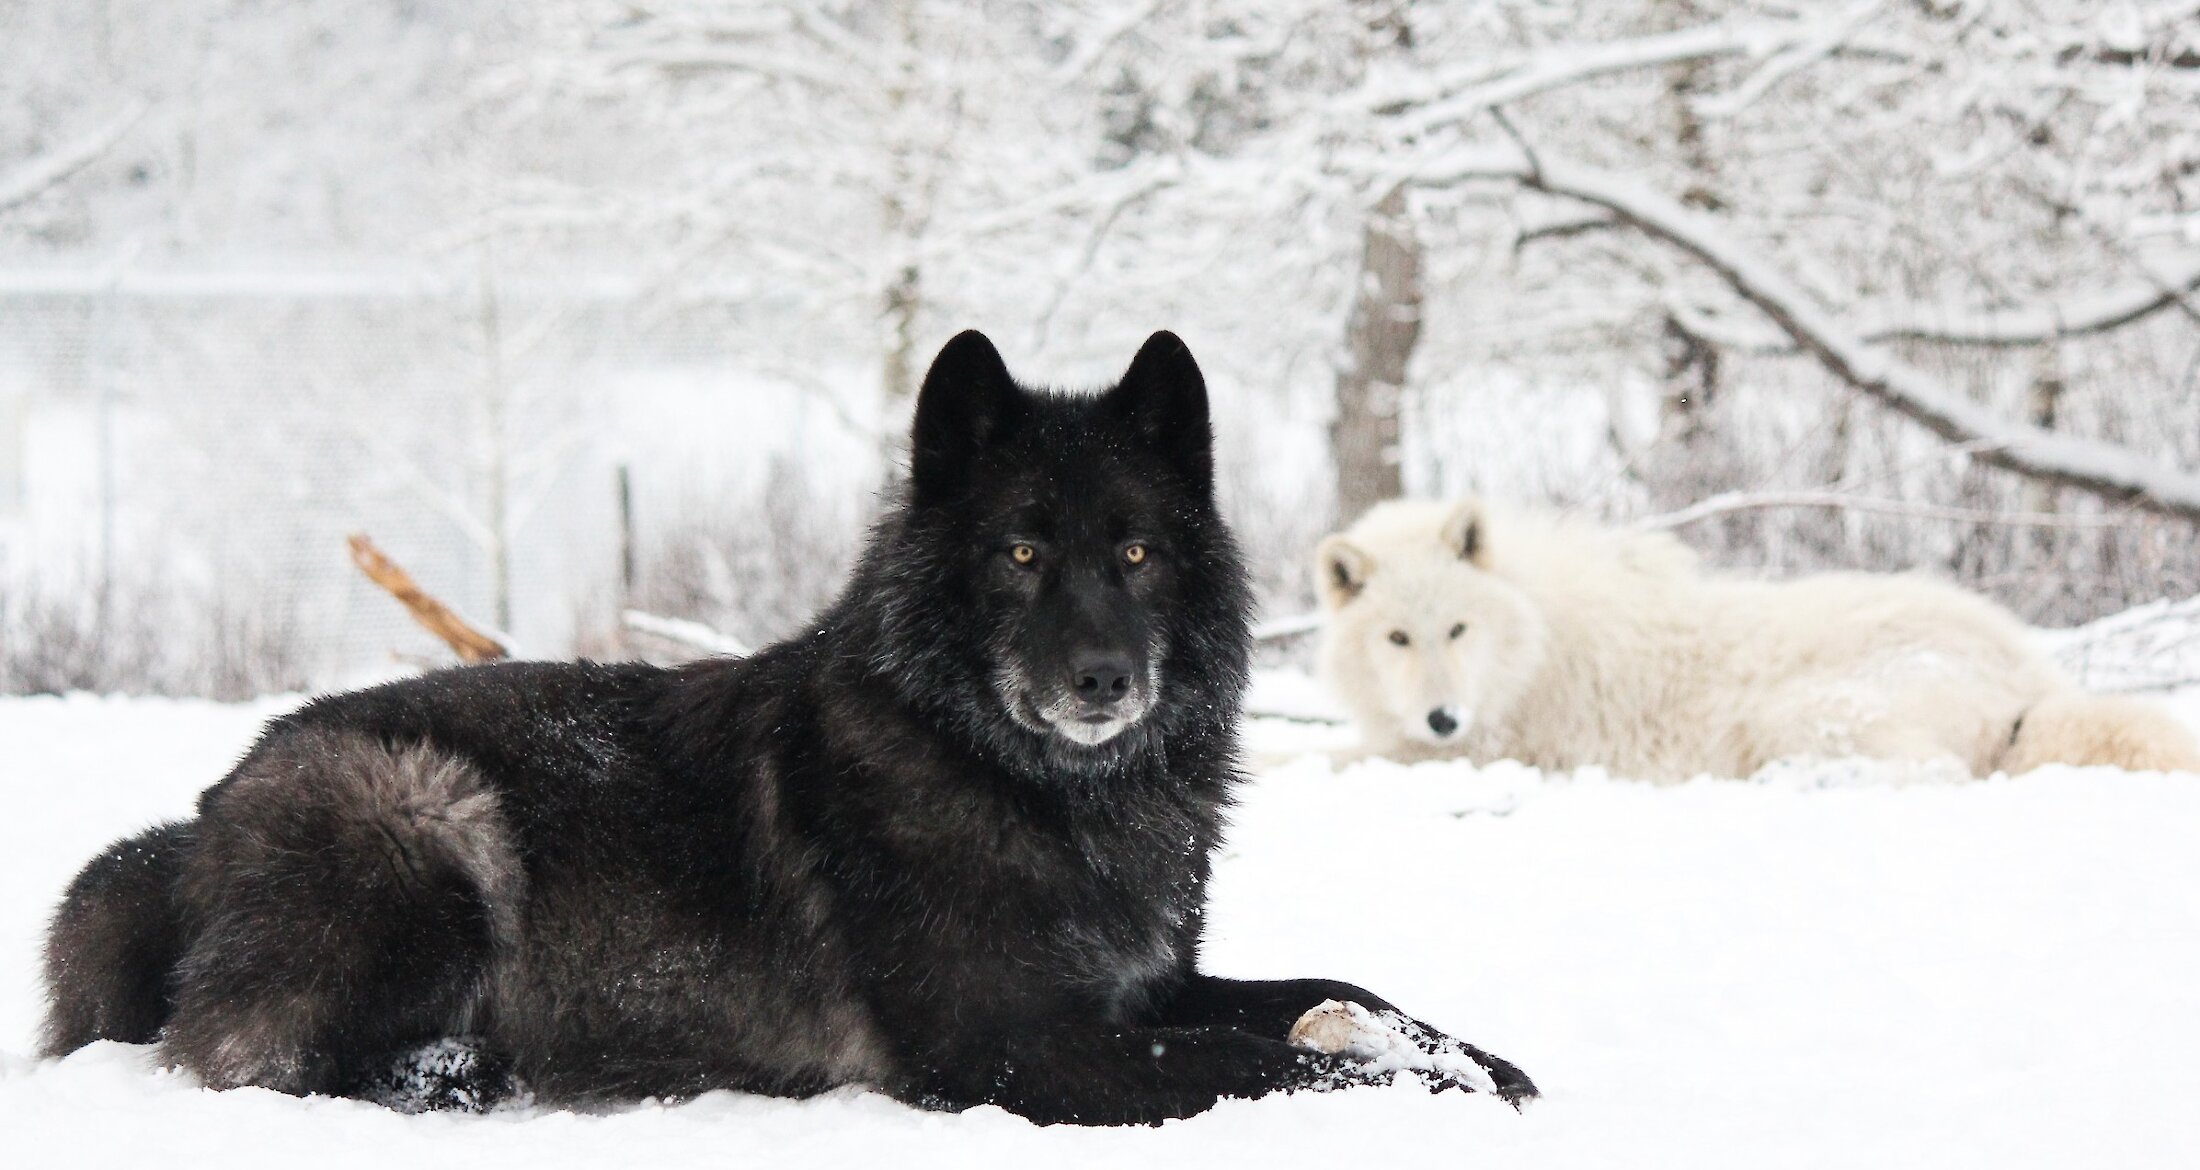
{"left": 3, "top": 683, "right": 2199, "bottom": 1168}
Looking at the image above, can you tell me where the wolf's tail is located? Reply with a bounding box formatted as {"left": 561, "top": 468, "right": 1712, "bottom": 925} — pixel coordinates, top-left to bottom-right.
{"left": 2000, "top": 692, "right": 2200, "bottom": 775}
{"left": 40, "top": 820, "right": 196, "bottom": 1058}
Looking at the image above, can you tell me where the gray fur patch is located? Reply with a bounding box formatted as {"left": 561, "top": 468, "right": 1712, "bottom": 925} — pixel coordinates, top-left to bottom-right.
{"left": 161, "top": 729, "right": 523, "bottom": 1095}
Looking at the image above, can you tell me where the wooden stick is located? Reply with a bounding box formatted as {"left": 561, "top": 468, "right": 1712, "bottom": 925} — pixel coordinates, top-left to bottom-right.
{"left": 346, "top": 534, "right": 508, "bottom": 663}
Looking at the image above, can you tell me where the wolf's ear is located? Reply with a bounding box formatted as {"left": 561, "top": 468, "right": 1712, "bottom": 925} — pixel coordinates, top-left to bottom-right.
{"left": 1315, "top": 535, "right": 1373, "bottom": 610}
{"left": 1110, "top": 331, "right": 1212, "bottom": 489}
{"left": 911, "top": 330, "right": 1020, "bottom": 496}
{"left": 1440, "top": 499, "right": 1488, "bottom": 566}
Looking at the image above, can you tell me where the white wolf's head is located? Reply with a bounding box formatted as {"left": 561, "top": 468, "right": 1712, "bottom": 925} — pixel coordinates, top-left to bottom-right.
{"left": 1314, "top": 500, "right": 1546, "bottom": 751}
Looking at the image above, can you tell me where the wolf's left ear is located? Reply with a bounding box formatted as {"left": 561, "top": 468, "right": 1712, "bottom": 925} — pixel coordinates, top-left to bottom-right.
{"left": 1110, "top": 331, "right": 1212, "bottom": 489}
{"left": 911, "top": 330, "right": 1021, "bottom": 497}
{"left": 1441, "top": 499, "right": 1488, "bottom": 566}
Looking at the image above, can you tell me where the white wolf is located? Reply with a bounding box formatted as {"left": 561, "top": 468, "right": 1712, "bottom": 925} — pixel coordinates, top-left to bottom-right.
{"left": 1314, "top": 499, "right": 2200, "bottom": 782}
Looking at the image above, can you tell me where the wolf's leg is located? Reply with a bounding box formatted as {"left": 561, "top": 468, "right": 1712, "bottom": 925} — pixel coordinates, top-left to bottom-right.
{"left": 1158, "top": 974, "right": 1539, "bottom": 1105}
{"left": 1155, "top": 974, "right": 1397, "bottom": 1035}
{"left": 906, "top": 1024, "right": 1381, "bottom": 1125}
{"left": 41, "top": 821, "right": 196, "bottom": 1056}
{"left": 162, "top": 729, "right": 522, "bottom": 1099}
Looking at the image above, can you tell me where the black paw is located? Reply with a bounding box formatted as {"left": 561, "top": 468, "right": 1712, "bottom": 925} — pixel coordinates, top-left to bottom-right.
{"left": 1376, "top": 1010, "right": 1540, "bottom": 1108}
{"left": 353, "top": 1036, "right": 515, "bottom": 1113}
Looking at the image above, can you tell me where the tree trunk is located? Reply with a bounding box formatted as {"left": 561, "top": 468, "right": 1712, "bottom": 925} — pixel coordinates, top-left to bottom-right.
{"left": 881, "top": 260, "right": 921, "bottom": 419}
{"left": 2024, "top": 351, "right": 2067, "bottom": 562}
{"left": 1331, "top": 183, "right": 1422, "bottom": 526}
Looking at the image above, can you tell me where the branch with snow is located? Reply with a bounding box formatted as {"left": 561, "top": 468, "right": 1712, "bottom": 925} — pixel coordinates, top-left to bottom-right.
{"left": 1636, "top": 490, "right": 2151, "bottom": 532}
{"left": 1367, "top": 5, "right": 1891, "bottom": 143}
{"left": 1253, "top": 610, "right": 1325, "bottom": 643}
{"left": 1854, "top": 258, "right": 2200, "bottom": 348}
{"left": 1691, "top": 2, "right": 1889, "bottom": 119}
{"left": 1412, "top": 145, "right": 2200, "bottom": 525}
{"left": 621, "top": 610, "right": 750, "bottom": 658}
{"left": 0, "top": 105, "right": 147, "bottom": 216}
{"left": 2043, "top": 594, "right": 2200, "bottom": 694}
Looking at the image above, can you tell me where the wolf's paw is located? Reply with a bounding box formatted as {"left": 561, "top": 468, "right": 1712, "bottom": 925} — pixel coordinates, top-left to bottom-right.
{"left": 1287, "top": 1000, "right": 1537, "bottom": 1108}
{"left": 355, "top": 1036, "right": 515, "bottom": 1113}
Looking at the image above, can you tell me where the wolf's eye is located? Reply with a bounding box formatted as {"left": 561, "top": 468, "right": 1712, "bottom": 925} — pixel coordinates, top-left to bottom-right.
{"left": 1449, "top": 622, "right": 1467, "bottom": 639}
{"left": 1387, "top": 630, "right": 1409, "bottom": 647}
{"left": 1010, "top": 544, "right": 1038, "bottom": 567}
{"left": 1123, "top": 543, "right": 1148, "bottom": 566}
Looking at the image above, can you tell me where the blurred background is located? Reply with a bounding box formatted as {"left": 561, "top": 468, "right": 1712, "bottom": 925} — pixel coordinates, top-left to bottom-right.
{"left": 2, "top": 0, "right": 2196, "bottom": 696}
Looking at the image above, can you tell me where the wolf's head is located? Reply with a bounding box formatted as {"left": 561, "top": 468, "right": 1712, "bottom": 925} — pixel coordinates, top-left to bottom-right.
{"left": 1315, "top": 500, "right": 1547, "bottom": 752}
{"left": 855, "top": 330, "right": 1251, "bottom": 775}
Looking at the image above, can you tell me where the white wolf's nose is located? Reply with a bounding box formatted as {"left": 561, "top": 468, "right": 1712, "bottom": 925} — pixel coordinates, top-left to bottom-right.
{"left": 1427, "top": 708, "right": 1460, "bottom": 738}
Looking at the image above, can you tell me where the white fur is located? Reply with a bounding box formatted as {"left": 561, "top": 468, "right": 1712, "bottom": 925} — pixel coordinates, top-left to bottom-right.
{"left": 1315, "top": 498, "right": 2200, "bottom": 782}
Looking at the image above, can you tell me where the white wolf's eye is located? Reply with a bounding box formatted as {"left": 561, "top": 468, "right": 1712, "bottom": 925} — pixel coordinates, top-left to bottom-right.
{"left": 1449, "top": 622, "right": 1466, "bottom": 639}
{"left": 1011, "top": 543, "right": 1038, "bottom": 566}
{"left": 1387, "top": 630, "right": 1409, "bottom": 646}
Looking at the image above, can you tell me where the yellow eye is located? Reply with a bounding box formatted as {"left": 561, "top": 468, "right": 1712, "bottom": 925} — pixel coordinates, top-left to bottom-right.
{"left": 1123, "top": 543, "right": 1147, "bottom": 565}
{"left": 1011, "top": 544, "right": 1037, "bottom": 566}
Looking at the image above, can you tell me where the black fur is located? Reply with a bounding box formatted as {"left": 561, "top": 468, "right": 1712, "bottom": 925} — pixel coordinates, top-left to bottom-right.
{"left": 41, "top": 331, "right": 1535, "bottom": 1124}
{"left": 42, "top": 821, "right": 194, "bottom": 1054}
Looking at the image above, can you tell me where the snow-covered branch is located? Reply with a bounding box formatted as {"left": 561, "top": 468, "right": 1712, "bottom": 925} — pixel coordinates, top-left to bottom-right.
{"left": 1692, "top": 2, "right": 1889, "bottom": 119}
{"left": 1413, "top": 144, "right": 2200, "bottom": 524}
{"left": 1636, "top": 490, "right": 2148, "bottom": 532}
{"left": 606, "top": 47, "right": 851, "bottom": 92}
{"left": 2044, "top": 593, "right": 2200, "bottom": 694}
{"left": 1052, "top": 0, "right": 1168, "bottom": 84}
{"left": 621, "top": 610, "right": 750, "bottom": 658}
{"left": 1252, "top": 611, "right": 1325, "bottom": 642}
{"left": 1664, "top": 257, "right": 2200, "bottom": 354}
{"left": 1858, "top": 258, "right": 2200, "bottom": 348}
{"left": 0, "top": 105, "right": 147, "bottom": 216}
{"left": 1371, "top": 5, "right": 1889, "bottom": 142}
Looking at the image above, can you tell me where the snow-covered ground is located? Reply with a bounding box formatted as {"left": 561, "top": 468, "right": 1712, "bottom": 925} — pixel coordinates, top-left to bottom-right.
{"left": 4, "top": 681, "right": 2198, "bottom": 1169}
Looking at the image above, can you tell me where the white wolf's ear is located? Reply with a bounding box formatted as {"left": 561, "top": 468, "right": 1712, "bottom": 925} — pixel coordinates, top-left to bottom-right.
{"left": 911, "top": 330, "right": 1021, "bottom": 499}
{"left": 1314, "top": 535, "right": 1373, "bottom": 610}
{"left": 1440, "top": 499, "right": 1488, "bottom": 566}
{"left": 1110, "top": 331, "right": 1212, "bottom": 491}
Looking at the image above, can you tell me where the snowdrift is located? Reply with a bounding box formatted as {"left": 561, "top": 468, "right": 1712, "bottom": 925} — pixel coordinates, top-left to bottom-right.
{"left": 3, "top": 682, "right": 2196, "bottom": 1169}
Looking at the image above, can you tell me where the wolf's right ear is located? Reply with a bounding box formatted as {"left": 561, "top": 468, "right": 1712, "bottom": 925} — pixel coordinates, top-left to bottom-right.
{"left": 1441, "top": 499, "right": 1488, "bottom": 566}
{"left": 911, "top": 330, "right": 1020, "bottom": 497}
{"left": 1315, "top": 535, "right": 1373, "bottom": 610}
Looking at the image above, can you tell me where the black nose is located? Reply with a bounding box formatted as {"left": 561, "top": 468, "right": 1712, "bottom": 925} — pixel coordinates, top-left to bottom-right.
{"left": 1072, "top": 656, "right": 1135, "bottom": 707}
{"left": 1427, "top": 708, "right": 1458, "bottom": 736}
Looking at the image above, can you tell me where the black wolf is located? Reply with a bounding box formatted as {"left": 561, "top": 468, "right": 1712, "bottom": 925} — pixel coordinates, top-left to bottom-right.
{"left": 42, "top": 331, "right": 1535, "bottom": 1124}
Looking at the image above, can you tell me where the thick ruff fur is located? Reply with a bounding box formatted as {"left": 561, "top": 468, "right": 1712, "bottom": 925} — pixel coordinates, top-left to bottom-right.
{"left": 42, "top": 333, "right": 1535, "bottom": 1124}
{"left": 1316, "top": 498, "right": 2200, "bottom": 782}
